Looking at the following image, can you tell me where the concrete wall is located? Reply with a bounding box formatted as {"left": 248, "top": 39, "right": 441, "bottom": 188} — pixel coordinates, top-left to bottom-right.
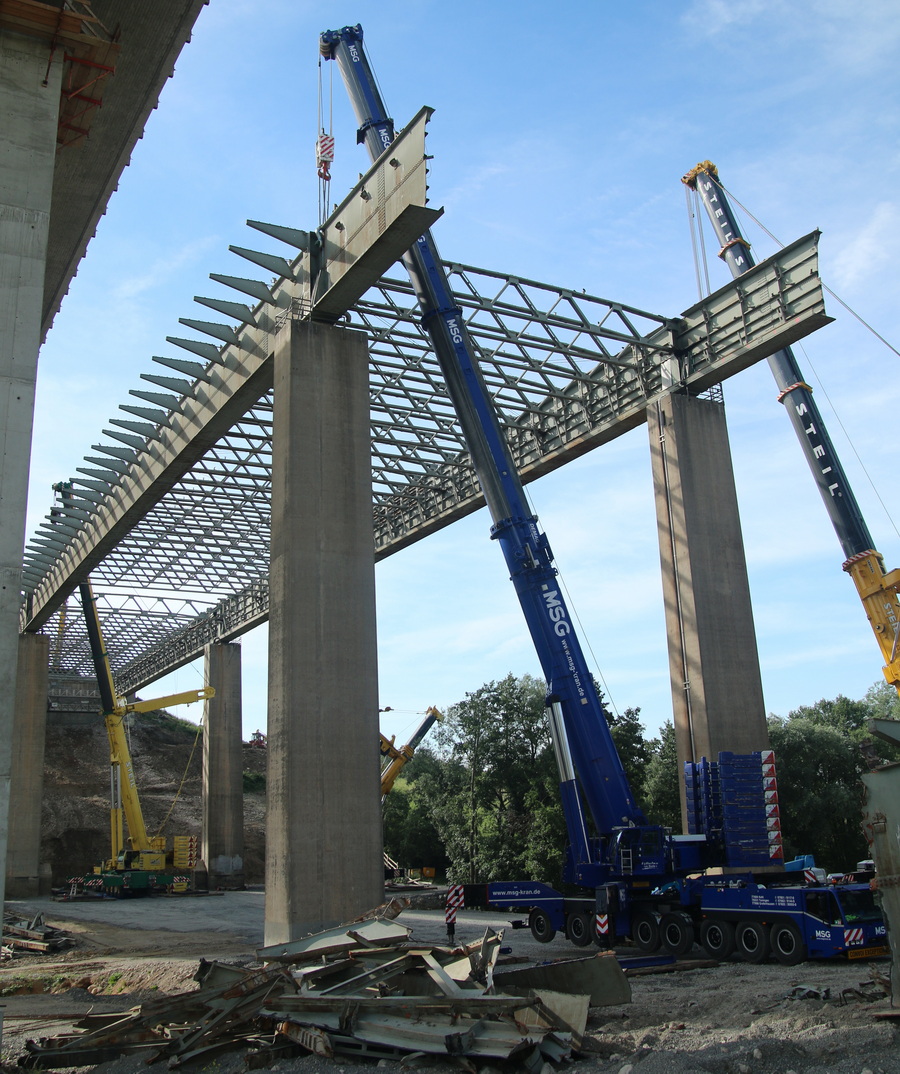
{"left": 264, "top": 319, "right": 383, "bottom": 945}
{"left": 648, "top": 393, "right": 769, "bottom": 826}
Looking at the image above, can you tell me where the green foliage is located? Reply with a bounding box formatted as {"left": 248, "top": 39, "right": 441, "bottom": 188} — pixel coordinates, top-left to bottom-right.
{"left": 382, "top": 747, "right": 450, "bottom": 872}
{"left": 382, "top": 675, "right": 667, "bottom": 884}
{"left": 787, "top": 694, "right": 873, "bottom": 739}
{"left": 242, "top": 770, "right": 266, "bottom": 793}
{"left": 139, "top": 708, "right": 201, "bottom": 737}
{"left": 768, "top": 715, "right": 868, "bottom": 869}
{"left": 643, "top": 721, "right": 681, "bottom": 830}
{"left": 429, "top": 673, "right": 565, "bottom": 884}
{"left": 863, "top": 680, "right": 900, "bottom": 721}
{"left": 608, "top": 706, "right": 651, "bottom": 805}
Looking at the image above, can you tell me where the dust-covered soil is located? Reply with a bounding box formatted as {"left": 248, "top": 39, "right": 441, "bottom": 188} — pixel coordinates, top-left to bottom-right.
{"left": 39, "top": 702, "right": 269, "bottom": 886}
{"left": 1, "top": 898, "right": 897, "bottom": 1074}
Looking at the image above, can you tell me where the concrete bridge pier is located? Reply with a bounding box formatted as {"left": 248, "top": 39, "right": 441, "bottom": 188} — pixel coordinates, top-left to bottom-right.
{"left": 648, "top": 392, "right": 769, "bottom": 828}
{"left": 0, "top": 30, "right": 63, "bottom": 907}
{"left": 5, "top": 633, "right": 50, "bottom": 897}
{"left": 202, "top": 641, "right": 244, "bottom": 889}
{"left": 264, "top": 319, "right": 383, "bottom": 946}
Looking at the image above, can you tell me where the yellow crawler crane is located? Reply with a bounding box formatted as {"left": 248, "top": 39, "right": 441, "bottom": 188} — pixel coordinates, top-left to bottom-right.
{"left": 78, "top": 580, "right": 214, "bottom": 893}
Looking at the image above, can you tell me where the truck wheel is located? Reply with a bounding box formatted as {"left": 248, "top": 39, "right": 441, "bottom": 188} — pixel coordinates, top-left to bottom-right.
{"left": 566, "top": 911, "right": 594, "bottom": 947}
{"left": 770, "top": 920, "right": 807, "bottom": 966}
{"left": 660, "top": 911, "right": 695, "bottom": 957}
{"left": 736, "top": 920, "right": 770, "bottom": 963}
{"left": 631, "top": 910, "right": 660, "bottom": 953}
{"left": 700, "top": 918, "right": 735, "bottom": 960}
{"left": 529, "top": 908, "right": 556, "bottom": 943}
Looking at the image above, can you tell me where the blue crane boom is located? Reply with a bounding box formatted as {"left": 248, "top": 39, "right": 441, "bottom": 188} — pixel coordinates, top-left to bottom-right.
{"left": 320, "top": 24, "right": 646, "bottom": 880}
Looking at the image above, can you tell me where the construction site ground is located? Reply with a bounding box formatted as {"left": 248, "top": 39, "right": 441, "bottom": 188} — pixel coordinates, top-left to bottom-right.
{"left": 1, "top": 892, "right": 898, "bottom": 1073}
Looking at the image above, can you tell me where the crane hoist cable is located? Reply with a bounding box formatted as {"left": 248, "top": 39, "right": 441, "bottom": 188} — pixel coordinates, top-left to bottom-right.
{"left": 717, "top": 182, "right": 900, "bottom": 362}
{"left": 316, "top": 50, "right": 334, "bottom": 226}
{"left": 684, "top": 183, "right": 712, "bottom": 300}
{"left": 155, "top": 710, "right": 205, "bottom": 838}
{"left": 687, "top": 176, "right": 900, "bottom": 543}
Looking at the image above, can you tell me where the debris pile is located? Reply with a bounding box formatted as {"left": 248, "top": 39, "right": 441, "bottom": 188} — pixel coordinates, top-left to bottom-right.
{"left": 17, "top": 903, "right": 630, "bottom": 1068}
{"left": 2, "top": 912, "right": 73, "bottom": 958}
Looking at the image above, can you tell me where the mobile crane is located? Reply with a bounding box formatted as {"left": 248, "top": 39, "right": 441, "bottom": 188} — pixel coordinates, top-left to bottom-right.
{"left": 683, "top": 161, "right": 900, "bottom": 696}
{"left": 319, "top": 25, "right": 887, "bottom": 963}
{"left": 380, "top": 706, "right": 442, "bottom": 803}
{"left": 77, "top": 580, "right": 214, "bottom": 894}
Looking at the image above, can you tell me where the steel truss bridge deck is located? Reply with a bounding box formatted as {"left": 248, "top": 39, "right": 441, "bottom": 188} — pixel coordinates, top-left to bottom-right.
{"left": 23, "top": 225, "right": 828, "bottom": 695}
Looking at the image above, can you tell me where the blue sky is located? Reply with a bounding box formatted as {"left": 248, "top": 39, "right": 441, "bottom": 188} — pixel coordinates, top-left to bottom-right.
{"left": 31, "top": 0, "right": 900, "bottom": 747}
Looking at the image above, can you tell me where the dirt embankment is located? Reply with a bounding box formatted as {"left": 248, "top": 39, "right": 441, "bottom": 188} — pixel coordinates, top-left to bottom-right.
{"left": 41, "top": 699, "right": 268, "bottom": 885}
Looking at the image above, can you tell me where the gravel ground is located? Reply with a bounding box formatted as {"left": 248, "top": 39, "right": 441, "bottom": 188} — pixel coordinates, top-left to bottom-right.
{"left": 1, "top": 895, "right": 896, "bottom": 1074}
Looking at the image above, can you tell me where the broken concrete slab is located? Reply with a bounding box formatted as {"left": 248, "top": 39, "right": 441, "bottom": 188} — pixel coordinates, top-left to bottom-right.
{"left": 493, "top": 951, "right": 632, "bottom": 1006}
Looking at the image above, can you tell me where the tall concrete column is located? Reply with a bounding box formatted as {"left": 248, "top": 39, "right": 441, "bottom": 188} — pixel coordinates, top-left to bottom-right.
{"left": 648, "top": 392, "right": 768, "bottom": 828}
{"left": 202, "top": 641, "right": 244, "bottom": 889}
{"left": 6, "top": 633, "right": 50, "bottom": 897}
{"left": 0, "top": 31, "right": 63, "bottom": 908}
{"left": 265, "top": 319, "right": 382, "bottom": 945}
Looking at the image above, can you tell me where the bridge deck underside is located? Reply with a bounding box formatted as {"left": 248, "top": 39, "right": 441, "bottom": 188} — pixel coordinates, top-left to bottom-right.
{"left": 27, "top": 233, "right": 827, "bottom": 694}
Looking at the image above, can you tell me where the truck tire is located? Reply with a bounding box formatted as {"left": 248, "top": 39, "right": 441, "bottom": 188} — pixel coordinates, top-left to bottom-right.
{"left": 631, "top": 910, "right": 660, "bottom": 953}
{"left": 700, "top": 918, "right": 735, "bottom": 960}
{"left": 529, "top": 908, "right": 556, "bottom": 943}
{"left": 736, "top": 920, "right": 770, "bottom": 963}
{"left": 770, "top": 920, "right": 807, "bottom": 965}
{"left": 659, "top": 911, "right": 695, "bottom": 957}
{"left": 566, "top": 911, "right": 594, "bottom": 947}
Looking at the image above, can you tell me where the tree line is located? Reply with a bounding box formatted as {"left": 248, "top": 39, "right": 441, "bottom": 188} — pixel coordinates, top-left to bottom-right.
{"left": 383, "top": 674, "right": 900, "bottom": 883}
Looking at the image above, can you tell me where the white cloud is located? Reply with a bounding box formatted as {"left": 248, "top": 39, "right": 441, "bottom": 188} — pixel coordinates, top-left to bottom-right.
{"left": 442, "top": 159, "right": 512, "bottom": 212}
{"left": 681, "top": 0, "right": 776, "bottom": 37}
{"left": 830, "top": 202, "right": 900, "bottom": 292}
{"left": 681, "top": 0, "right": 900, "bottom": 76}
{"left": 113, "top": 236, "right": 219, "bottom": 301}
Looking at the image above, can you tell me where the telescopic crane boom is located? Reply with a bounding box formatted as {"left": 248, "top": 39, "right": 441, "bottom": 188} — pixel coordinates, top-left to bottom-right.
{"left": 683, "top": 162, "right": 900, "bottom": 694}
{"left": 320, "top": 24, "right": 659, "bottom": 886}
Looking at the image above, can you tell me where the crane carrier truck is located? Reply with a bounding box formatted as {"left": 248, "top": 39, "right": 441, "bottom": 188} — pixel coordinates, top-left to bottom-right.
{"left": 320, "top": 24, "right": 887, "bottom": 964}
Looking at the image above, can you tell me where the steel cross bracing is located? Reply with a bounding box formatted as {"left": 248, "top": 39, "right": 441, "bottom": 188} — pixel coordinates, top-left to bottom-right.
{"left": 23, "top": 226, "right": 827, "bottom": 694}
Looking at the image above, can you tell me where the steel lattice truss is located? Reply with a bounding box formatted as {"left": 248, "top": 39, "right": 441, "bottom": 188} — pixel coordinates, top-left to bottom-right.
{"left": 26, "top": 228, "right": 827, "bottom": 693}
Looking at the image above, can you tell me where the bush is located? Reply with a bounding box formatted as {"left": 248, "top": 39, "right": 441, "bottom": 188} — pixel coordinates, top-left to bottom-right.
{"left": 242, "top": 770, "right": 266, "bottom": 793}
